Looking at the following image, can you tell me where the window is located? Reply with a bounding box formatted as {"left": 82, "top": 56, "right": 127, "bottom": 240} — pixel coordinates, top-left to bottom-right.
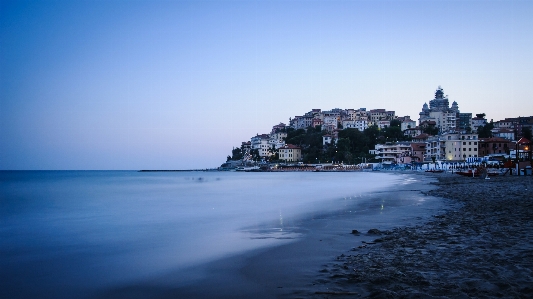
{"left": 463, "top": 142, "right": 466, "bottom": 145}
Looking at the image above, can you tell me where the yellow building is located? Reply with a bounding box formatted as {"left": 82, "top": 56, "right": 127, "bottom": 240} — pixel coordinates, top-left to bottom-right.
{"left": 278, "top": 144, "right": 301, "bottom": 162}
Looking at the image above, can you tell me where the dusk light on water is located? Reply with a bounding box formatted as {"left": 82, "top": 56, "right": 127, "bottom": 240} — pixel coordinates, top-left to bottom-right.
{"left": 1, "top": 171, "right": 427, "bottom": 298}
{"left": 1, "top": 0, "right": 532, "bottom": 298}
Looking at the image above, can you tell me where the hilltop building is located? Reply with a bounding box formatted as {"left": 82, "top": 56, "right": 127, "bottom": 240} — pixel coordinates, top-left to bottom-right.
{"left": 418, "top": 86, "right": 472, "bottom": 134}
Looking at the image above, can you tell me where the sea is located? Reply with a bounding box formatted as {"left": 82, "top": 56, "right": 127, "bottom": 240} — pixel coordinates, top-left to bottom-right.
{"left": 1, "top": 170, "right": 421, "bottom": 299}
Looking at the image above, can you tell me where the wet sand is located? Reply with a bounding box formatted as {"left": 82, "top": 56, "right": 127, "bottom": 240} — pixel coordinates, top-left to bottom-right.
{"left": 94, "top": 173, "right": 444, "bottom": 299}
{"left": 312, "top": 173, "right": 533, "bottom": 298}
{"left": 94, "top": 173, "right": 532, "bottom": 298}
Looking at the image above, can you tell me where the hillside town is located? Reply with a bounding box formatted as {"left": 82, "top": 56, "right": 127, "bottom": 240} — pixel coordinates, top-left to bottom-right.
{"left": 221, "top": 86, "right": 533, "bottom": 174}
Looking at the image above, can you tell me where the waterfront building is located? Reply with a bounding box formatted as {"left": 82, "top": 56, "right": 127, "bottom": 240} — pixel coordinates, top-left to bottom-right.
{"left": 410, "top": 143, "right": 426, "bottom": 163}
{"left": 478, "top": 137, "right": 514, "bottom": 157}
{"left": 278, "top": 144, "right": 301, "bottom": 162}
{"left": 426, "top": 132, "right": 479, "bottom": 162}
{"left": 373, "top": 142, "right": 412, "bottom": 164}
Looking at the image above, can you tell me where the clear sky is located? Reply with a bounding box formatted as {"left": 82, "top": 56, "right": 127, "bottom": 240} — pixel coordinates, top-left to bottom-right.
{"left": 1, "top": 0, "right": 532, "bottom": 170}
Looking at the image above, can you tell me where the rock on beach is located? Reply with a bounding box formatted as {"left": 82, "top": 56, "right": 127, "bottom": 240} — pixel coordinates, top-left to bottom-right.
{"left": 313, "top": 173, "right": 533, "bottom": 298}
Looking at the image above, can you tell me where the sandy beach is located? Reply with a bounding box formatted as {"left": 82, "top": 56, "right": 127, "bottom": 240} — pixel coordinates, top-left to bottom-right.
{"left": 311, "top": 173, "right": 533, "bottom": 298}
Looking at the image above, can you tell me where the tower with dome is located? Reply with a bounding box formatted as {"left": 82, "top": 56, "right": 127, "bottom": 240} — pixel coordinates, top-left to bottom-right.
{"left": 418, "top": 86, "right": 472, "bottom": 134}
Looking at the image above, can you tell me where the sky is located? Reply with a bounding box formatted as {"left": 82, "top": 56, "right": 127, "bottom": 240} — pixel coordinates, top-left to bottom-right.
{"left": 1, "top": 0, "right": 532, "bottom": 170}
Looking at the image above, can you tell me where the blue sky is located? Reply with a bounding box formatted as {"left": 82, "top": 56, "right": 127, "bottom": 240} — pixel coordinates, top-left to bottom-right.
{"left": 1, "top": 0, "right": 532, "bottom": 170}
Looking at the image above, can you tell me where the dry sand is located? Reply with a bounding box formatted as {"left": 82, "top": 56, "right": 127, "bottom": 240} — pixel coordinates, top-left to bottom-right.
{"left": 312, "top": 173, "right": 533, "bottom": 298}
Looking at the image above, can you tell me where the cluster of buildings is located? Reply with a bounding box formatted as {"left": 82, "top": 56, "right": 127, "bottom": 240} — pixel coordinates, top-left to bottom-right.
{"left": 372, "top": 87, "right": 533, "bottom": 165}
{"left": 244, "top": 107, "right": 399, "bottom": 163}
{"left": 289, "top": 107, "right": 396, "bottom": 132}
{"left": 236, "top": 86, "right": 532, "bottom": 165}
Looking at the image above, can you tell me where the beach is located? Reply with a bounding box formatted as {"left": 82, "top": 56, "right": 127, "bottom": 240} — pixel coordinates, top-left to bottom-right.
{"left": 3, "top": 171, "right": 531, "bottom": 299}
{"left": 116, "top": 173, "right": 444, "bottom": 299}
{"left": 310, "top": 173, "right": 533, "bottom": 298}
{"left": 140, "top": 172, "right": 533, "bottom": 299}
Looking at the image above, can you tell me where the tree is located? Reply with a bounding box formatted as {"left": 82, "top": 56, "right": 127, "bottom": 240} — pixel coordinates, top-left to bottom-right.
{"left": 231, "top": 147, "right": 243, "bottom": 160}
{"left": 422, "top": 126, "right": 439, "bottom": 136}
{"left": 267, "top": 145, "right": 278, "bottom": 162}
{"left": 250, "top": 149, "right": 260, "bottom": 161}
{"left": 477, "top": 122, "right": 494, "bottom": 138}
{"left": 390, "top": 119, "right": 401, "bottom": 127}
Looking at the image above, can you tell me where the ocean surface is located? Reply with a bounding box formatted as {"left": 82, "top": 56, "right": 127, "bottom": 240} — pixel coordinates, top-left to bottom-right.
{"left": 1, "top": 171, "right": 411, "bottom": 299}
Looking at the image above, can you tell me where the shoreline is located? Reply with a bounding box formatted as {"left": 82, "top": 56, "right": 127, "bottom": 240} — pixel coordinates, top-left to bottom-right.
{"left": 313, "top": 173, "right": 533, "bottom": 298}
{"left": 93, "top": 173, "right": 446, "bottom": 298}
{"left": 93, "top": 172, "right": 532, "bottom": 298}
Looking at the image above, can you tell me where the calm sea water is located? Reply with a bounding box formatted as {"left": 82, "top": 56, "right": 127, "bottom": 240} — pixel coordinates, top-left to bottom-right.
{"left": 1, "top": 171, "right": 403, "bottom": 298}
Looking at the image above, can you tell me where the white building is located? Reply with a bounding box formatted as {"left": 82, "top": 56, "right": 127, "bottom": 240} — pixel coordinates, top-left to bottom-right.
{"left": 471, "top": 115, "right": 487, "bottom": 131}
{"left": 268, "top": 131, "right": 287, "bottom": 149}
{"left": 377, "top": 120, "right": 390, "bottom": 129}
{"left": 401, "top": 118, "right": 417, "bottom": 132}
{"left": 373, "top": 143, "right": 412, "bottom": 164}
{"left": 342, "top": 119, "right": 368, "bottom": 131}
{"left": 251, "top": 134, "right": 272, "bottom": 158}
{"left": 323, "top": 135, "right": 335, "bottom": 146}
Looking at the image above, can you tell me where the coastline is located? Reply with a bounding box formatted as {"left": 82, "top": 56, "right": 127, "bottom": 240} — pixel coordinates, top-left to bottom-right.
{"left": 93, "top": 172, "right": 533, "bottom": 298}
{"left": 312, "top": 173, "right": 533, "bottom": 298}
{"left": 93, "top": 172, "right": 445, "bottom": 298}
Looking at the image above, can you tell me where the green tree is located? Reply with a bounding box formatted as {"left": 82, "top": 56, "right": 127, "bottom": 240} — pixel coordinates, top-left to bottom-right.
{"left": 477, "top": 121, "right": 494, "bottom": 138}
{"left": 422, "top": 126, "right": 439, "bottom": 136}
{"left": 250, "top": 149, "right": 260, "bottom": 161}
{"left": 231, "top": 147, "right": 243, "bottom": 160}
{"left": 390, "top": 119, "right": 401, "bottom": 127}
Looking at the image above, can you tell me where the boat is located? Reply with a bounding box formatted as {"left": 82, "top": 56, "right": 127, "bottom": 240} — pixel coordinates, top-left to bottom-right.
{"left": 425, "top": 169, "right": 444, "bottom": 173}
{"left": 455, "top": 170, "right": 499, "bottom": 177}
{"left": 236, "top": 166, "right": 261, "bottom": 172}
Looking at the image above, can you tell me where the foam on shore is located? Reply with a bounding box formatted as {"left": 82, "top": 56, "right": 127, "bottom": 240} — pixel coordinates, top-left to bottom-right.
{"left": 93, "top": 173, "right": 446, "bottom": 298}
